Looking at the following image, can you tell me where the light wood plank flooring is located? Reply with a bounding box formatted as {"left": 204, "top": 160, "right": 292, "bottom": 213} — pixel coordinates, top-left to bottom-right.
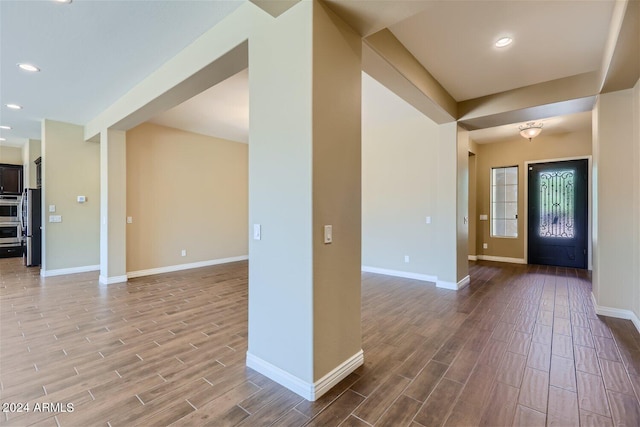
{"left": 1, "top": 258, "right": 639, "bottom": 426}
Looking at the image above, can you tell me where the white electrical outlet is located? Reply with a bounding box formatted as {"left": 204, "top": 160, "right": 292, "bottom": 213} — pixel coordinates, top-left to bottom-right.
{"left": 480, "top": 214, "right": 488, "bottom": 221}
{"left": 49, "top": 205, "right": 56, "bottom": 213}
{"left": 404, "top": 255, "right": 410, "bottom": 263}
{"left": 49, "top": 215, "right": 62, "bottom": 223}
{"left": 425, "top": 216, "right": 432, "bottom": 224}
{"left": 127, "top": 216, "right": 133, "bottom": 224}
{"left": 181, "top": 249, "right": 187, "bottom": 257}
{"left": 483, "top": 243, "right": 488, "bottom": 249}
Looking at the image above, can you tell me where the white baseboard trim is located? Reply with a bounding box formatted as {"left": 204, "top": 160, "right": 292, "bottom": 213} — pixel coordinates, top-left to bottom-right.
{"left": 476, "top": 255, "right": 527, "bottom": 264}
{"left": 40, "top": 264, "right": 100, "bottom": 278}
{"left": 468, "top": 255, "right": 478, "bottom": 261}
{"left": 127, "top": 255, "right": 249, "bottom": 279}
{"left": 437, "top": 275, "right": 470, "bottom": 290}
{"left": 361, "top": 266, "right": 437, "bottom": 283}
{"left": 314, "top": 350, "right": 364, "bottom": 400}
{"left": 99, "top": 274, "right": 128, "bottom": 285}
{"left": 591, "top": 292, "right": 640, "bottom": 334}
{"left": 246, "top": 350, "right": 364, "bottom": 401}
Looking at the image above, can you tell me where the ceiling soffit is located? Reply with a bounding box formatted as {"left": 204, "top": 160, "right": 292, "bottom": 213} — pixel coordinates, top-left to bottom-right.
{"left": 250, "top": 0, "right": 300, "bottom": 18}
{"left": 601, "top": 0, "right": 640, "bottom": 93}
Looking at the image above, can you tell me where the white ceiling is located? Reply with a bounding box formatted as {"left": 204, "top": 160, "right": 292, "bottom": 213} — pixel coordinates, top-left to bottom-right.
{"left": 0, "top": 0, "right": 629, "bottom": 149}
{"left": 389, "top": 1, "right": 615, "bottom": 101}
{"left": 0, "top": 0, "right": 242, "bottom": 147}
{"left": 149, "top": 69, "right": 249, "bottom": 144}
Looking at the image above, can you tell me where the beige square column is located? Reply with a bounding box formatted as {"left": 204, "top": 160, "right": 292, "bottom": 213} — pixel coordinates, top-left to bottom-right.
{"left": 435, "top": 123, "right": 470, "bottom": 290}
{"left": 99, "top": 129, "right": 127, "bottom": 284}
{"left": 246, "top": 0, "right": 362, "bottom": 400}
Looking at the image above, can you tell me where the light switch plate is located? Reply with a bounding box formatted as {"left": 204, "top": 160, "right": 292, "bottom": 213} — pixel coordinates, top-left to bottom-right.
{"left": 49, "top": 215, "right": 62, "bottom": 223}
{"left": 324, "top": 225, "right": 332, "bottom": 244}
{"left": 253, "top": 224, "right": 261, "bottom": 240}
{"left": 480, "top": 214, "right": 488, "bottom": 221}
{"left": 49, "top": 205, "right": 56, "bottom": 213}
{"left": 127, "top": 216, "right": 133, "bottom": 224}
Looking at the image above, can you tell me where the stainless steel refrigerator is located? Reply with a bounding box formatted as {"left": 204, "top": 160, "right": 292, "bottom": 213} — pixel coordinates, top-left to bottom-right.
{"left": 20, "top": 188, "right": 41, "bottom": 266}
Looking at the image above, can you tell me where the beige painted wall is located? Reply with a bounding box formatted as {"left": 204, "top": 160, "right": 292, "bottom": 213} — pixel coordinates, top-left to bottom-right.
{"left": 312, "top": 0, "right": 362, "bottom": 380}
{"left": 22, "top": 139, "right": 41, "bottom": 188}
{"left": 100, "top": 129, "right": 127, "bottom": 281}
{"left": 362, "top": 74, "right": 440, "bottom": 278}
{"left": 473, "top": 130, "right": 592, "bottom": 260}
{"left": 248, "top": 0, "right": 362, "bottom": 387}
{"left": 633, "top": 79, "right": 640, "bottom": 321}
{"left": 0, "top": 146, "right": 22, "bottom": 164}
{"left": 42, "top": 120, "right": 100, "bottom": 272}
{"left": 248, "top": 0, "right": 314, "bottom": 384}
{"left": 456, "top": 127, "right": 470, "bottom": 282}
{"left": 126, "top": 122, "right": 248, "bottom": 273}
{"left": 593, "top": 86, "right": 639, "bottom": 317}
{"left": 468, "top": 153, "right": 477, "bottom": 257}
{"left": 436, "top": 122, "right": 462, "bottom": 285}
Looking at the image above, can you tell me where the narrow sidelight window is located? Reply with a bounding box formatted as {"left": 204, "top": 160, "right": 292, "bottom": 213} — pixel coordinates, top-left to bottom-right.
{"left": 491, "top": 166, "right": 518, "bottom": 238}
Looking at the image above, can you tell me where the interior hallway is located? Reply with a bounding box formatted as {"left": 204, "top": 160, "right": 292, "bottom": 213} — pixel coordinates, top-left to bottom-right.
{"left": 1, "top": 258, "right": 639, "bottom": 426}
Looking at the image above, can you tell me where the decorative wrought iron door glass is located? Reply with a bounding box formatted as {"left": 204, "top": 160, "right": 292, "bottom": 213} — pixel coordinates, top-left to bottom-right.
{"left": 538, "top": 169, "right": 575, "bottom": 238}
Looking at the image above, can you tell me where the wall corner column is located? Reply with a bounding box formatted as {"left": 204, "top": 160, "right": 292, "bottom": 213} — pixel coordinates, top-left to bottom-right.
{"left": 436, "top": 122, "right": 469, "bottom": 290}
{"left": 99, "top": 129, "right": 127, "bottom": 285}
{"left": 247, "top": 0, "right": 362, "bottom": 401}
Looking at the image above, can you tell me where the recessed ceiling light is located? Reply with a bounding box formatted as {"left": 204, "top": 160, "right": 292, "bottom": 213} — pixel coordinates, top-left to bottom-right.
{"left": 0, "top": 125, "right": 11, "bottom": 130}
{"left": 17, "top": 63, "right": 40, "bottom": 72}
{"left": 5, "top": 104, "right": 23, "bottom": 110}
{"left": 54, "top": 0, "right": 72, "bottom": 3}
{"left": 495, "top": 37, "right": 513, "bottom": 48}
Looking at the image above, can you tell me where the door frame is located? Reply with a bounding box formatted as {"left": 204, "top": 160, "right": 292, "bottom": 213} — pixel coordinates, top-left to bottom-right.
{"left": 524, "top": 155, "right": 593, "bottom": 270}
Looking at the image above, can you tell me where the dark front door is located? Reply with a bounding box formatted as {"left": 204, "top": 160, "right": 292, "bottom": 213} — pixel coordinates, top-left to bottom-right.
{"left": 528, "top": 159, "right": 588, "bottom": 269}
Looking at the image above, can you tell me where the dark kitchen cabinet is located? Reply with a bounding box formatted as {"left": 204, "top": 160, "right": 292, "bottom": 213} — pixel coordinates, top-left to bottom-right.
{"left": 35, "top": 157, "right": 42, "bottom": 189}
{"left": 0, "top": 164, "right": 23, "bottom": 195}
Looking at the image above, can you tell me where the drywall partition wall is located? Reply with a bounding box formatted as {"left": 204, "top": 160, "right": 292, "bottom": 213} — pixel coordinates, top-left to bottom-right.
{"left": 99, "top": 129, "right": 127, "bottom": 285}
{"left": 21, "top": 139, "right": 41, "bottom": 188}
{"left": 362, "top": 73, "right": 440, "bottom": 280}
{"left": 126, "top": 123, "right": 248, "bottom": 274}
{"left": 0, "top": 145, "right": 22, "bottom": 164}
{"left": 248, "top": 0, "right": 314, "bottom": 387}
{"left": 436, "top": 122, "right": 460, "bottom": 288}
{"left": 468, "top": 153, "right": 477, "bottom": 258}
{"left": 456, "top": 127, "right": 470, "bottom": 283}
{"left": 474, "top": 128, "right": 592, "bottom": 261}
{"left": 593, "top": 87, "right": 639, "bottom": 325}
{"left": 41, "top": 120, "right": 100, "bottom": 274}
{"left": 634, "top": 79, "right": 640, "bottom": 324}
{"left": 248, "top": 0, "right": 362, "bottom": 399}
{"left": 634, "top": 78, "right": 640, "bottom": 324}
{"left": 311, "top": 1, "right": 362, "bottom": 381}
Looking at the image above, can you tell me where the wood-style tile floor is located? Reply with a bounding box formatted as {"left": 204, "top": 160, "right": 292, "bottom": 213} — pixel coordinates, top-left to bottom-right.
{"left": 1, "top": 258, "right": 639, "bottom": 426}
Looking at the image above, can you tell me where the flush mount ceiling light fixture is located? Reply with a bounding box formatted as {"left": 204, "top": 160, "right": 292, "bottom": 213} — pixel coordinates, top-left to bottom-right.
{"left": 0, "top": 125, "right": 11, "bottom": 130}
{"left": 495, "top": 37, "right": 513, "bottom": 48}
{"left": 519, "top": 122, "right": 543, "bottom": 141}
{"left": 5, "top": 104, "right": 23, "bottom": 110}
{"left": 17, "top": 63, "right": 40, "bottom": 72}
